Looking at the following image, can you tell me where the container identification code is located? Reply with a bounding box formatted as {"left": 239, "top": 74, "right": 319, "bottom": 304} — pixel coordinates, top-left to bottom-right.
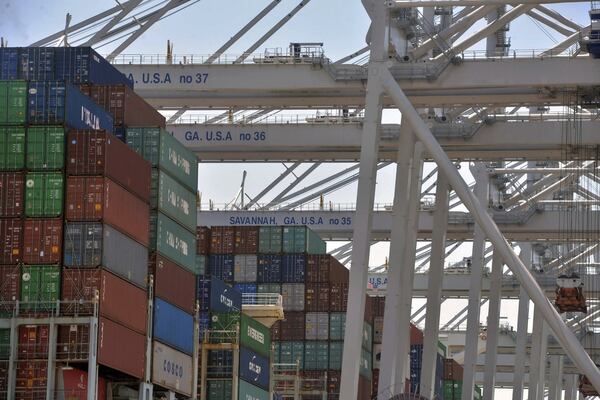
{"left": 247, "top": 325, "right": 265, "bottom": 345}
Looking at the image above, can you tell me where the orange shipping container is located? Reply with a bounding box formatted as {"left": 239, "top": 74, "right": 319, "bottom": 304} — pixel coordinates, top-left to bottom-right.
{"left": 98, "top": 317, "right": 146, "bottom": 379}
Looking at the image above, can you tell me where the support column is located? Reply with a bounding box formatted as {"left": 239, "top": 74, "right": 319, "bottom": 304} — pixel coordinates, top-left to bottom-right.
{"left": 87, "top": 317, "right": 98, "bottom": 400}
{"left": 461, "top": 163, "right": 490, "bottom": 400}
{"left": 378, "top": 124, "right": 416, "bottom": 397}
{"left": 419, "top": 172, "right": 449, "bottom": 398}
{"left": 529, "top": 307, "right": 548, "bottom": 400}
{"left": 339, "top": 0, "right": 388, "bottom": 396}
{"left": 45, "top": 320, "right": 57, "bottom": 400}
{"left": 7, "top": 318, "right": 17, "bottom": 400}
{"left": 483, "top": 251, "right": 503, "bottom": 400}
{"left": 548, "top": 355, "right": 564, "bottom": 400}
{"left": 513, "top": 244, "right": 532, "bottom": 400}
{"left": 564, "top": 374, "right": 578, "bottom": 400}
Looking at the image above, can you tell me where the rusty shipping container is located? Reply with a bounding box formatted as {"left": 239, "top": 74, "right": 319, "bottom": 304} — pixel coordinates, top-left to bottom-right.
{"left": 0, "top": 218, "right": 23, "bottom": 264}
{"left": 210, "top": 226, "right": 235, "bottom": 254}
{"left": 98, "top": 317, "right": 146, "bottom": 379}
{"left": 23, "top": 219, "right": 62, "bottom": 264}
{"left": 150, "top": 254, "right": 196, "bottom": 315}
{"left": 56, "top": 324, "right": 90, "bottom": 361}
{"left": 79, "top": 84, "right": 166, "bottom": 128}
{"left": 196, "top": 227, "right": 210, "bottom": 255}
{"left": 18, "top": 325, "right": 49, "bottom": 359}
{"left": 0, "top": 173, "right": 24, "bottom": 217}
{"left": 280, "top": 311, "right": 305, "bottom": 341}
{"left": 234, "top": 226, "right": 258, "bottom": 254}
{"left": 0, "top": 265, "right": 19, "bottom": 316}
{"left": 306, "top": 255, "right": 330, "bottom": 283}
{"left": 61, "top": 268, "right": 147, "bottom": 334}
{"left": 329, "top": 282, "right": 349, "bottom": 312}
{"left": 305, "top": 283, "right": 330, "bottom": 312}
{"left": 66, "top": 131, "right": 151, "bottom": 202}
{"left": 65, "top": 176, "right": 150, "bottom": 246}
{"left": 329, "top": 257, "right": 349, "bottom": 282}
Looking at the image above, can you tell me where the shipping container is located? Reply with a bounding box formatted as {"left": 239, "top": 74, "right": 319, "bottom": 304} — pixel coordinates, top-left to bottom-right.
{"left": 55, "top": 367, "right": 107, "bottom": 400}
{"left": 98, "top": 317, "right": 145, "bottom": 379}
{"left": 305, "top": 283, "right": 329, "bottom": 312}
{"left": 303, "top": 342, "right": 329, "bottom": 371}
{"left": 80, "top": 84, "right": 166, "bottom": 129}
{"left": 234, "top": 283, "right": 257, "bottom": 296}
{"left": 270, "top": 321, "right": 281, "bottom": 341}
{"left": 23, "top": 219, "right": 62, "bottom": 264}
{"left": 358, "top": 375, "right": 372, "bottom": 400}
{"left": 15, "top": 360, "right": 47, "bottom": 399}
{"left": 197, "top": 277, "right": 210, "bottom": 311}
{"left": 26, "top": 126, "right": 65, "bottom": 170}
{"left": 152, "top": 341, "right": 193, "bottom": 396}
{"left": 329, "top": 313, "right": 346, "bottom": 341}
{"left": 153, "top": 212, "right": 196, "bottom": 270}
{"left": 63, "top": 222, "right": 149, "bottom": 288}
{"left": 150, "top": 254, "right": 196, "bottom": 314}
{"left": 210, "top": 312, "right": 241, "bottom": 333}
{"left": 258, "top": 226, "right": 282, "bottom": 254}
{"left": 19, "top": 48, "right": 56, "bottom": 81}
{"left": 329, "top": 283, "right": 348, "bottom": 312}
{"left": 281, "top": 254, "right": 305, "bottom": 283}
{"left": 0, "top": 127, "right": 25, "bottom": 169}
{"left": 0, "top": 265, "right": 19, "bottom": 317}
{"left": 257, "top": 255, "right": 281, "bottom": 283}
{"left": 25, "top": 173, "right": 63, "bottom": 217}
{"left": 209, "top": 277, "right": 242, "bottom": 313}
{"left": 329, "top": 342, "right": 343, "bottom": 370}
{"left": 372, "top": 344, "right": 381, "bottom": 370}
{"left": 65, "top": 176, "right": 150, "bottom": 245}
{"left": 282, "top": 226, "right": 326, "bottom": 254}
{"left": 373, "top": 316, "right": 383, "bottom": 344}
{"left": 0, "top": 81, "right": 27, "bottom": 124}
{"left": 154, "top": 297, "right": 194, "bottom": 355}
{"left": 280, "top": 312, "right": 305, "bottom": 341}
{"left": 196, "top": 255, "right": 207, "bottom": 276}
{"left": 306, "top": 255, "right": 330, "bottom": 283}
{"left": 329, "top": 257, "right": 349, "bottom": 282}
{"left": 257, "top": 283, "right": 280, "bottom": 295}
{"left": 27, "top": 81, "right": 114, "bottom": 132}
{"left": 156, "top": 170, "right": 196, "bottom": 232}
{"left": 371, "top": 296, "right": 385, "bottom": 317}
{"left": 234, "top": 255, "right": 258, "bottom": 282}
{"left": 411, "top": 323, "right": 424, "bottom": 345}
{"left": 239, "top": 380, "right": 270, "bottom": 400}
{"left": 208, "top": 254, "right": 234, "bottom": 283}
{"left": 56, "top": 324, "right": 89, "bottom": 361}
{"left": 0, "top": 172, "right": 24, "bottom": 217}
{"left": 239, "top": 347, "right": 270, "bottom": 390}
{"left": 305, "top": 312, "right": 329, "bottom": 340}
{"left": 18, "top": 325, "right": 49, "bottom": 359}
{"left": 196, "top": 226, "right": 210, "bottom": 255}
{"left": 0, "top": 48, "right": 18, "bottom": 79}
{"left": 278, "top": 341, "right": 304, "bottom": 367}
{"left": 210, "top": 226, "right": 235, "bottom": 254}
{"left": 20, "top": 265, "right": 60, "bottom": 312}
{"left": 67, "top": 131, "right": 151, "bottom": 202}
{"left": 444, "top": 358, "right": 463, "bottom": 381}
{"left": 206, "top": 379, "right": 232, "bottom": 400}
{"left": 0, "top": 219, "right": 23, "bottom": 264}
{"left": 207, "top": 350, "right": 233, "bottom": 378}
{"left": 327, "top": 371, "right": 341, "bottom": 400}
{"left": 281, "top": 283, "right": 305, "bottom": 311}
{"left": 125, "top": 127, "right": 198, "bottom": 191}
{"left": 234, "top": 226, "right": 258, "bottom": 254}
{"left": 240, "top": 313, "right": 271, "bottom": 357}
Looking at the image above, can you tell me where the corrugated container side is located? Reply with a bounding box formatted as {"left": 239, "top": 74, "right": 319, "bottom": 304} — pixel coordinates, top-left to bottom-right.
{"left": 329, "top": 256, "right": 349, "bottom": 282}
{"left": 0, "top": 173, "right": 24, "bottom": 217}
{"left": 305, "top": 283, "right": 330, "bottom": 312}
{"left": 303, "top": 341, "right": 329, "bottom": 371}
{"left": 238, "top": 380, "right": 269, "bottom": 400}
{"left": 98, "top": 317, "right": 145, "bottom": 379}
{"left": 196, "top": 255, "right": 207, "bottom": 276}
{"left": 24, "top": 173, "right": 63, "bottom": 217}
{"left": 150, "top": 254, "right": 196, "bottom": 314}
{"left": 239, "top": 347, "right": 270, "bottom": 390}
{"left": 258, "top": 226, "right": 282, "bottom": 253}
{"left": 209, "top": 226, "right": 235, "bottom": 254}
{"left": 157, "top": 171, "right": 196, "bottom": 232}
{"left": 55, "top": 367, "right": 107, "bottom": 400}
{"left": 270, "top": 321, "right": 281, "bottom": 341}
{"left": 306, "top": 254, "right": 330, "bottom": 283}
{"left": 257, "top": 254, "right": 281, "bottom": 283}
{"left": 208, "top": 254, "right": 234, "bottom": 283}
{"left": 329, "top": 342, "right": 343, "bottom": 370}
{"left": 280, "top": 312, "right": 305, "bottom": 341}
{"left": 151, "top": 341, "right": 193, "bottom": 396}
{"left": 98, "top": 269, "right": 147, "bottom": 334}
{"left": 0, "top": 219, "right": 22, "bottom": 264}
{"left": 281, "top": 254, "right": 305, "bottom": 283}
{"left": 233, "top": 283, "right": 257, "bottom": 296}
{"left": 19, "top": 48, "right": 55, "bottom": 80}
{"left": 281, "top": 283, "right": 305, "bottom": 311}
{"left": 278, "top": 341, "right": 304, "bottom": 368}
{"left": 372, "top": 344, "right": 381, "bottom": 370}
{"left": 444, "top": 358, "right": 464, "bottom": 381}
{"left": 20, "top": 265, "right": 60, "bottom": 313}
{"left": 328, "top": 370, "right": 341, "bottom": 400}
{"left": 66, "top": 131, "right": 151, "bottom": 202}
{"left": 26, "top": 126, "right": 65, "bottom": 170}
{"left": 54, "top": 47, "right": 132, "bottom": 87}
{"left": 0, "top": 127, "right": 25, "bottom": 169}
{"left": 15, "top": 360, "right": 47, "bottom": 395}
{"left": 154, "top": 297, "right": 194, "bottom": 355}
{"left": 0, "top": 48, "right": 19, "bottom": 80}
{"left": 196, "top": 226, "right": 210, "bottom": 255}
{"left": 329, "top": 313, "right": 346, "bottom": 341}
{"left": 240, "top": 314, "right": 271, "bottom": 357}
{"left": 206, "top": 379, "right": 232, "bottom": 400}
{"left": 155, "top": 212, "right": 196, "bottom": 271}
{"left": 329, "top": 283, "right": 348, "bottom": 312}
{"left": 209, "top": 277, "right": 242, "bottom": 313}
{"left": 0, "top": 266, "right": 19, "bottom": 317}
{"left": 0, "top": 81, "right": 27, "bottom": 124}
{"left": 257, "top": 283, "right": 280, "bottom": 295}
{"left": 207, "top": 349, "right": 233, "bottom": 378}
{"left": 234, "top": 226, "right": 258, "bottom": 254}
{"left": 234, "top": 255, "right": 257, "bottom": 282}
{"left": 305, "top": 312, "right": 329, "bottom": 341}
{"left": 65, "top": 177, "right": 150, "bottom": 246}
{"left": 18, "top": 325, "right": 49, "bottom": 359}
{"left": 56, "top": 324, "right": 89, "bottom": 361}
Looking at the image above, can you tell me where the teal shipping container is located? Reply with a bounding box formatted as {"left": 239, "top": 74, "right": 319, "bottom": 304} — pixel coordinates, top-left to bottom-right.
{"left": 282, "top": 226, "right": 326, "bottom": 254}
{"left": 303, "top": 341, "right": 328, "bottom": 371}
{"left": 151, "top": 212, "right": 196, "bottom": 272}
{"left": 157, "top": 170, "right": 196, "bottom": 232}
{"left": 258, "top": 226, "right": 282, "bottom": 254}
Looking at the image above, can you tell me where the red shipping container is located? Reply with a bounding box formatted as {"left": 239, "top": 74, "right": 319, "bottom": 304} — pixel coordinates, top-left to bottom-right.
{"left": 150, "top": 254, "right": 196, "bottom": 314}
{"left": 372, "top": 296, "right": 385, "bottom": 317}
{"left": 196, "top": 226, "right": 210, "bottom": 255}
{"left": 329, "top": 257, "right": 349, "bottom": 282}
{"left": 305, "top": 283, "right": 330, "bottom": 312}
{"left": 18, "top": 325, "right": 49, "bottom": 359}
{"left": 56, "top": 367, "right": 107, "bottom": 400}
{"left": 209, "top": 226, "right": 235, "bottom": 254}
{"left": 66, "top": 131, "right": 151, "bottom": 202}
{"left": 306, "top": 255, "right": 330, "bottom": 283}
{"left": 444, "top": 358, "right": 464, "bottom": 380}
{"left": 410, "top": 323, "right": 423, "bottom": 345}
{"left": 0, "top": 173, "right": 24, "bottom": 217}
{"left": 61, "top": 268, "right": 147, "bottom": 334}
{"left": 327, "top": 370, "right": 341, "bottom": 400}
{"left": 57, "top": 324, "right": 90, "bottom": 361}
{"left": 0, "top": 265, "right": 19, "bottom": 316}
{"left": 358, "top": 376, "right": 371, "bottom": 400}
{"left": 329, "top": 282, "right": 349, "bottom": 312}
{"left": 23, "top": 219, "right": 62, "bottom": 264}
{"left": 98, "top": 317, "right": 146, "bottom": 379}
{"left": 280, "top": 311, "right": 305, "bottom": 341}
{"left": 0, "top": 218, "right": 23, "bottom": 264}
{"left": 364, "top": 295, "right": 374, "bottom": 323}
{"left": 234, "top": 226, "right": 258, "bottom": 254}
{"left": 15, "top": 360, "right": 47, "bottom": 400}
{"left": 65, "top": 176, "right": 150, "bottom": 246}
{"left": 270, "top": 321, "right": 281, "bottom": 341}
{"left": 80, "top": 84, "right": 166, "bottom": 128}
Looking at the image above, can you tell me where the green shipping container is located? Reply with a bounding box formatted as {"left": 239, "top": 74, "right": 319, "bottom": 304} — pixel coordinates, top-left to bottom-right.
{"left": 257, "top": 283, "right": 280, "bottom": 294}
{"left": 303, "top": 341, "right": 328, "bottom": 371}
{"left": 149, "top": 168, "right": 159, "bottom": 208}
{"left": 238, "top": 379, "right": 269, "bottom": 400}
{"left": 25, "top": 173, "right": 64, "bottom": 217}
{"left": 196, "top": 255, "right": 207, "bottom": 276}
{"left": 157, "top": 170, "right": 196, "bottom": 232}
{"left": 0, "top": 328, "right": 10, "bottom": 359}
{"left": 126, "top": 127, "right": 198, "bottom": 191}
{"left": 258, "top": 226, "right": 282, "bottom": 254}
{"left": 444, "top": 380, "right": 461, "bottom": 400}
{"left": 210, "top": 313, "right": 241, "bottom": 343}
{"left": 154, "top": 212, "right": 196, "bottom": 272}
{"left": 26, "top": 127, "right": 65, "bottom": 170}
{"left": 278, "top": 341, "right": 304, "bottom": 368}
{"left": 207, "top": 380, "right": 232, "bottom": 400}
{"left": 273, "top": 342, "right": 280, "bottom": 363}
{"left": 20, "top": 265, "right": 61, "bottom": 311}
{"left": 240, "top": 314, "right": 271, "bottom": 357}
{"left": 359, "top": 347, "right": 372, "bottom": 379}
{"left": 0, "top": 81, "right": 27, "bottom": 124}
{"left": 329, "top": 313, "right": 346, "bottom": 341}
{"left": 0, "top": 127, "right": 25, "bottom": 170}
{"left": 282, "top": 226, "right": 326, "bottom": 254}
{"left": 328, "top": 341, "right": 343, "bottom": 370}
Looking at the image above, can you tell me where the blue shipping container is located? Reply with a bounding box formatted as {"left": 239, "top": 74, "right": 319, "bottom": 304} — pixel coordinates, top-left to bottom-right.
{"left": 199, "top": 311, "right": 211, "bottom": 339}
{"left": 257, "top": 255, "right": 282, "bottom": 283}
{"left": 281, "top": 254, "right": 306, "bottom": 283}
{"left": 27, "top": 81, "right": 114, "bottom": 132}
{"left": 209, "top": 277, "right": 242, "bottom": 313}
{"left": 154, "top": 297, "right": 194, "bottom": 355}
{"left": 239, "top": 347, "right": 270, "bottom": 391}
{"left": 234, "top": 283, "right": 257, "bottom": 294}
{"left": 209, "top": 254, "right": 234, "bottom": 283}
{"left": 409, "top": 345, "right": 445, "bottom": 397}
{"left": 0, "top": 48, "right": 19, "bottom": 80}
{"left": 197, "top": 277, "right": 211, "bottom": 311}
{"left": 208, "top": 350, "right": 233, "bottom": 378}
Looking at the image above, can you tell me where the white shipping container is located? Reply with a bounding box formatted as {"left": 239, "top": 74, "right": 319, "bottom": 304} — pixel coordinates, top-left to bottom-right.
{"left": 281, "top": 283, "right": 305, "bottom": 311}
{"left": 151, "top": 341, "right": 193, "bottom": 396}
{"left": 234, "top": 255, "right": 258, "bottom": 282}
{"left": 305, "top": 312, "right": 329, "bottom": 340}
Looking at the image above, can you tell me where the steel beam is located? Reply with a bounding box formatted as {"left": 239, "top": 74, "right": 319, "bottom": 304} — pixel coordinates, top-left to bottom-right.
{"left": 82, "top": 0, "right": 144, "bottom": 46}
{"left": 483, "top": 252, "right": 503, "bottom": 400}
{"left": 548, "top": 355, "right": 564, "bottom": 400}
